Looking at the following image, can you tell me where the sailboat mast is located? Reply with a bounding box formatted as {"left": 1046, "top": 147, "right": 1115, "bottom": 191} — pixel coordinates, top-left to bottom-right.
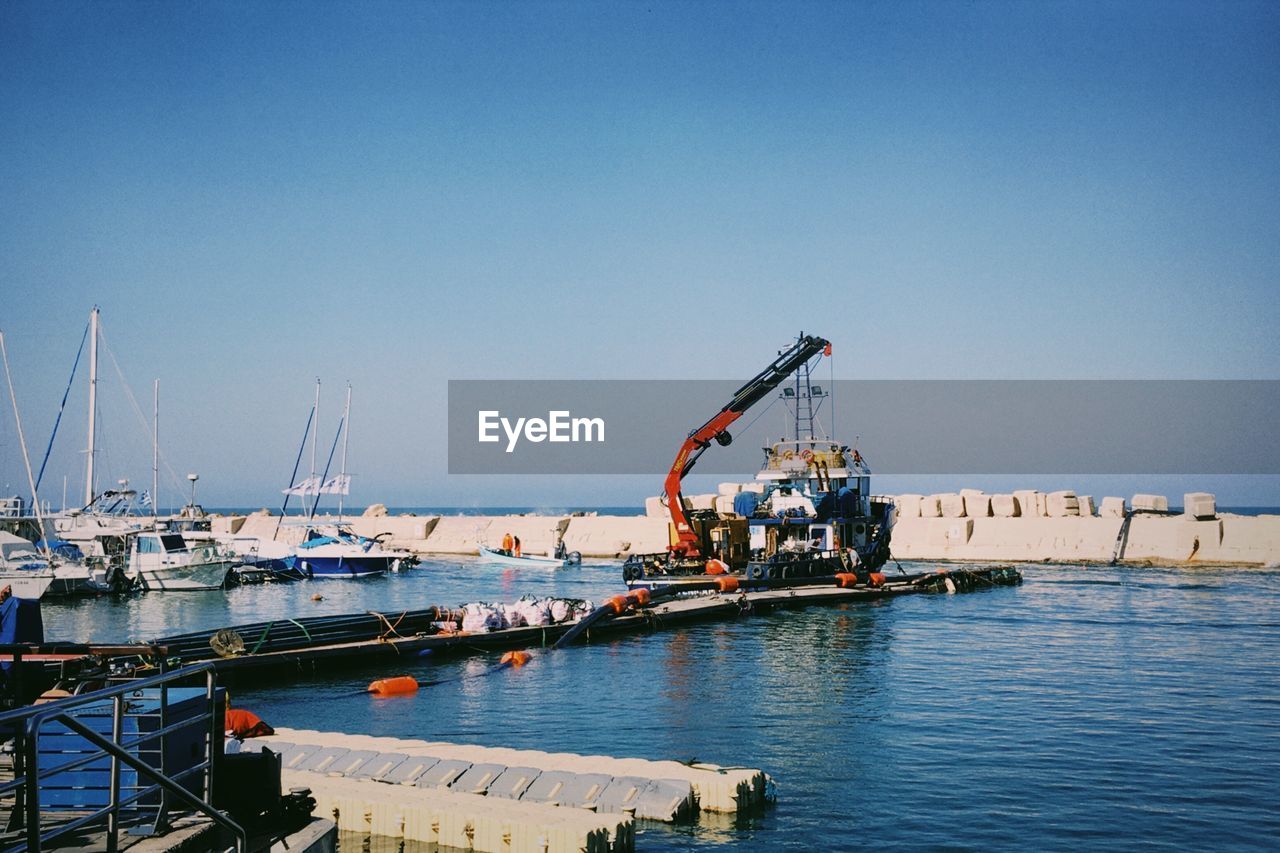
{"left": 1, "top": 331, "right": 52, "bottom": 558}
{"left": 338, "top": 383, "right": 351, "bottom": 521}
{"left": 152, "top": 378, "right": 159, "bottom": 517}
{"left": 309, "top": 376, "right": 320, "bottom": 512}
{"left": 85, "top": 306, "right": 99, "bottom": 506}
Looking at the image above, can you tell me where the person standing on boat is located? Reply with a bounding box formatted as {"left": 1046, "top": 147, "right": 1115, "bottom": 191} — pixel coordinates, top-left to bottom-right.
{"left": 501, "top": 531, "right": 514, "bottom": 556}
{"left": 513, "top": 536, "right": 522, "bottom": 558}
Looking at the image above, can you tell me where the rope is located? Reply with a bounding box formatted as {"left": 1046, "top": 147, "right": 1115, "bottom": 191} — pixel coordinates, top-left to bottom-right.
{"left": 35, "top": 318, "right": 89, "bottom": 494}
{"left": 98, "top": 324, "right": 186, "bottom": 498}
{"left": 249, "top": 622, "right": 276, "bottom": 654}
{"left": 369, "top": 610, "right": 408, "bottom": 641}
{"left": 286, "top": 619, "right": 313, "bottom": 642}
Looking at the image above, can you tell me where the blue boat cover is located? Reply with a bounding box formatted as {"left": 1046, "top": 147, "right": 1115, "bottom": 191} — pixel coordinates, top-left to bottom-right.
{"left": 733, "top": 492, "right": 760, "bottom": 516}
{"left": 36, "top": 539, "right": 84, "bottom": 560}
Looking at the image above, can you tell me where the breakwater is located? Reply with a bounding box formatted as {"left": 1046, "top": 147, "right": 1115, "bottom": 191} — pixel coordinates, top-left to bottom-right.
{"left": 211, "top": 488, "right": 1280, "bottom": 567}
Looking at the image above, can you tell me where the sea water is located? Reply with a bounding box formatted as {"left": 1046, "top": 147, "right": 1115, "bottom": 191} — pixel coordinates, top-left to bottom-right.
{"left": 38, "top": 559, "right": 1280, "bottom": 850}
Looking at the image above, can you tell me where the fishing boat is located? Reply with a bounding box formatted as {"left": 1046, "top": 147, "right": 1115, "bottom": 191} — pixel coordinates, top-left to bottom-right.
{"left": 478, "top": 544, "right": 581, "bottom": 568}
{"left": 623, "top": 334, "right": 895, "bottom": 590}
{"left": 126, "top": 531, "right": 233, "bottom": 590}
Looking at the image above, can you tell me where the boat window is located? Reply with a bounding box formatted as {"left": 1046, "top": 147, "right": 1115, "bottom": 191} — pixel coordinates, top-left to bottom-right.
{"left": 160, "top": 534, "right": 187, "bottom": 552}
{"left": 136, "top": 536, "right": 161, "bottom": 554}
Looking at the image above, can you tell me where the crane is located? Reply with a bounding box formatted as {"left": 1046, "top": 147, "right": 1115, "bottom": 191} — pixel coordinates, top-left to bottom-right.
{"left": 664, "top": 333, "right": 831, "bottom": 559}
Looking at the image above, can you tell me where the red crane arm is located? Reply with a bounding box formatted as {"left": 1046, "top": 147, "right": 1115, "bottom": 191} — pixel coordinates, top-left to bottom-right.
{"left": 664, "top": 334, "right": 831, "bottom": 557}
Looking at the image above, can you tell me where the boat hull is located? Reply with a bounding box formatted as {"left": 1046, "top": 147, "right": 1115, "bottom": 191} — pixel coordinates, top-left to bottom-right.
{"left": 135, "top": 560, "right": 233, "bottom": 591}
{"left": 0, "top": 573, "right": 54, "bottom": 600}
{"left": 295, "top": 555, "right": 388, "bottom": 579}
{"left": 478, "top": 546, "right": 569, "bottom": 568}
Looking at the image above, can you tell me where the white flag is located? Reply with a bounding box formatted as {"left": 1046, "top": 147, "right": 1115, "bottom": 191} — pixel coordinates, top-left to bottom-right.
{"left": 320, "top": 474, "right": 351, "bottom": 495}
{"left": 282, "top": 476, "right": 321, "bottom": 496}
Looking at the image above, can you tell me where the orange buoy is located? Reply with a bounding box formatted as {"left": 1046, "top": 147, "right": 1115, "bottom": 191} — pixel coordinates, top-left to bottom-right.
{"left": 716, "top": 576, "right": 740, "bottom": 593}
{"left": 367, "top": 675, "right": 419, "bottom": 696}
{"left": 311, "top": 593, "right": 324, "bottom": 601}
{"left": 500, "top": 650, "right": 532, "bottom": 667}
{"left": 834, "top": 572, "right": 858, "bottom": 589}
{"left": 606, "top": 594, "right": 630, "bottom": 614}
{"left": 869, "top": 572, "right": 886, "bottom": 588}
{"left": 704, "top": 558, "right": 729, "bottom": 575}
{"left": 627, "top": 588, "right": 651, "bottom": 606}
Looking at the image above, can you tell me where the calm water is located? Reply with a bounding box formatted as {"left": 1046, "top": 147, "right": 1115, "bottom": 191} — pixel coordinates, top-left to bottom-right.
{"left": 38, "top": 560, "right": 1280, "bottom": 850}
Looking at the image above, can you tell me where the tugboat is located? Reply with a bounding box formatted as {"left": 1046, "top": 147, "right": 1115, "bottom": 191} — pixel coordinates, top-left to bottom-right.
{"left": 623, "top": 333, "right": 895, "bottom": 590}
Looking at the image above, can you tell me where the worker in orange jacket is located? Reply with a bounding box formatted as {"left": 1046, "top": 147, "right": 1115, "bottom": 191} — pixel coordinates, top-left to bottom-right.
{"left": 501, "top": 532, "right": 513, "bottom": 555}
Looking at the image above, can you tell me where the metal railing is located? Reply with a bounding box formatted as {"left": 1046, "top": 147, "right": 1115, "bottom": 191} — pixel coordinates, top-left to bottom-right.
{"left": 0, "top": 663, "right": 245, "bottom": 852}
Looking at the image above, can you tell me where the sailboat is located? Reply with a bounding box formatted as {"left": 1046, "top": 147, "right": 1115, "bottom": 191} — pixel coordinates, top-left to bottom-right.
{"left": 228, "top": 382, "right": 407, "bottom": 579}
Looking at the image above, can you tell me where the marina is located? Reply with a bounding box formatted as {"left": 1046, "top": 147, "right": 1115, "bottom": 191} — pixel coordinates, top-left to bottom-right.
{"left": 4, "top": 2, "right": 1279, "bottom": 850}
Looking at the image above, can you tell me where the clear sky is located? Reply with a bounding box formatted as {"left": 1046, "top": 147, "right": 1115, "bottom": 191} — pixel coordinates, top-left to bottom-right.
{"left": 1, "top": 1, "right": 1278, "bottom": 508}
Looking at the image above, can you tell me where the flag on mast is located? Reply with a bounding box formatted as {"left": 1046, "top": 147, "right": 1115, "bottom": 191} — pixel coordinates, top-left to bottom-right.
{"left": 282, "top": 476, "right": 321, "bottom": 496}
{"left": 320, "top": 474, "right": 350, "bottom": 495}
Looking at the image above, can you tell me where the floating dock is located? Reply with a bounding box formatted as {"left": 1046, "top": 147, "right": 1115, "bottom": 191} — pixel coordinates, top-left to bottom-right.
{"left": 146, "top": 568, "right": 1021, "bottom": 682}
{"left": 241, "top": 727, "right": 769, "bottom": 853}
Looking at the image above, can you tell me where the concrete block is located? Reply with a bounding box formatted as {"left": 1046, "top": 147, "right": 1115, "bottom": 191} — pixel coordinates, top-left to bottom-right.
{"left": 713, "top": 495, "right": 738, "bottom": 516}
{"left": 1218, "top": 514, "right": 1280, "bottom": 564}
{"left": 1012, "top": 490, "right": 1040, "bottom": 518}
{"left": 1177, "top": 519, "right": 1223, "bottom": 560}
{"left": 1046, "top": 491, "right": 1080, "bottom": 517}
{"left": 1183, "top": 492, "right": 1216, "bottom": 520}
{"left": 959, "top": 488, "right": 986, "bottom": 497}
{"left": 644, "top": 496, "right": 666, "bottom": 518}
{"left": 938, "top": 493, "right": 966, "bottom": 518}
{"left": 688, "top": 494, "right": 717, "bottom": 511}
{"left": 990, "top": 494, "right": 1019, "bottom": 517}
{"left": 894, "top": 495, "right": 922, "bottom": 519}
{"left": 562, "top": 516, "right": 669, "bottom": 557}
{"left": 1118, "top": 515, "right": 1180, "bottom": 560}
{"left": 919, "top": 495, "right": 942, "bottom": 518}
{"left": 211, "top": 515, "right": 246, "bottom": 535}
{"left": 1133, "top": 494, "right": 1169, "bottom": 512}
{"left": 1077, "top": 496, "right": 1095, "bottom": 517}
{"left": 963, "top": 493, "right": 991, "bottom": 518}
{"left": 741, "top": 482, "right": 766, "bottom": 494}
{"left": 926, "top": 517, "right": 972, "bottom": 546}
{"left": 1100, "top": 496, "right": 1127, "bottom": 517}
{"left": 717, "top": 482, "right": 742, "bottom": 496}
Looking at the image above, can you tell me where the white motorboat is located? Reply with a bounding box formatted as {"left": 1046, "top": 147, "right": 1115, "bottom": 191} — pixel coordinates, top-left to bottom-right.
{"left": 127, "top": 531, "right": 233, "bottom": 591}
{"left": 478, "top": 544, "right": 581, "bottom": 568}
{"left": 0, "top": 531, "right": 56, "bottom": 599}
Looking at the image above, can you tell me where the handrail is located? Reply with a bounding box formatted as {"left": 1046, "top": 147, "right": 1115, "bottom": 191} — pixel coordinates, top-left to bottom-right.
{"left": 0, "top": 662, "right": 246, "bottom": 853}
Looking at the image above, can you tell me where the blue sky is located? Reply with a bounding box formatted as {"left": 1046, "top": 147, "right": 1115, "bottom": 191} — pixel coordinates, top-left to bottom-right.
{"left": 1, "top": 1, "right": 1277, "bottom": 508}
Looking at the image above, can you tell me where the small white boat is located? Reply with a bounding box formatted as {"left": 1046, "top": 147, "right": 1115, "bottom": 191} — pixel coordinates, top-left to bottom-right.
{"left": 0, "top": 571, "right": 54, "bottom": 600}
{"left": 127, "top": 532, "right": 233, "bottom": 591}
{"left": 478, "top": 544, "right": 580, "bottom": 568}
{"left": 0, "top": 532, "right": 56, "bottom": 599}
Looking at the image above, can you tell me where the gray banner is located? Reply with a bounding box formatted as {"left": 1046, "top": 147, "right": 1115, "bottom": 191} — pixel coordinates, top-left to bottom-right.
{"left": 447, "top": 380, "right": 1280, "bottom": 475}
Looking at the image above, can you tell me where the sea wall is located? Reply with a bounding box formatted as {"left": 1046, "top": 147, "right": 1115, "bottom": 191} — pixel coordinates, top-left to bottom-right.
{"left": 207, "top": 490, "right": 1280, "bottom": 565}
{"left": 214, "top": 510, "right": 668, "bottom": 558}
{"left": 885, "top": 490, "right": 1280, "bottom": 566}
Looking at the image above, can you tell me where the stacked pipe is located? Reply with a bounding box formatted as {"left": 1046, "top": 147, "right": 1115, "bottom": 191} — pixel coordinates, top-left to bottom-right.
{"left": 154, "top": 606, "right": 463, "bottom": 661}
